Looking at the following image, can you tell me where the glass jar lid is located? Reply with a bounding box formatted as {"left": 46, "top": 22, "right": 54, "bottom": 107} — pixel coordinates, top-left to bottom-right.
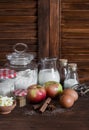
{"left": 68, "top": 63, "right": 77, "bottom": 71}
{"left": 6, "top": 43, "right": 34, "bottom": 66}
{"left": 59, "top": 59, "right": 68, "bottom": 66}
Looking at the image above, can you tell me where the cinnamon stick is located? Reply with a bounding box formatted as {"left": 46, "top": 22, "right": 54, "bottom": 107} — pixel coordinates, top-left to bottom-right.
{"left": 39, "top": 97, "right": 52, "bottom": 113}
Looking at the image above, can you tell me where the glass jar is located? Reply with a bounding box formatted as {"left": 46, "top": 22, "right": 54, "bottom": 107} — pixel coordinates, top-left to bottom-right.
{"left": 64, "top": 63, "right": 79, "bottom": 89}
{"left": 38, "top": 57, "right": 60, "bottom": 85}
{"left": 0, "top": 68, "right": 16, "bottom": 96}
{"left": 5, "top": 43, "right": 38, "bottom": 90}
{"left": 59, "top": 59, "right": 68, "bottom": 87}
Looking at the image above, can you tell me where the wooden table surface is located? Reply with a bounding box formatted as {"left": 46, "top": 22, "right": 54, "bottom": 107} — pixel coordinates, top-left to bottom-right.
{"left": 0, "top": 91, "right": 89, "bottom": 130}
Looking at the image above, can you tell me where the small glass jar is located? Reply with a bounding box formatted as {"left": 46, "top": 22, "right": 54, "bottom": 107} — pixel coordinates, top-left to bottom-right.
{"left": 5, "top": 43, "right": 38, "bottom": 90}
{"left": 59, "top": 59, "right": 68, "bottom": 87}
{"left": 64, "top": 63, "right": 79, "bottom": 89}
{"left": 38, "top": 57, "right": 60, "bottom": 85}
{"left": 0, "top": 68, "right": 16, "bottom": 96}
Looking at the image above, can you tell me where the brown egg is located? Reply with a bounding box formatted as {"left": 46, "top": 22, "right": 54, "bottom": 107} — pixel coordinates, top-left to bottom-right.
{"left": 63, "top": 88, "right": 78, "bottom": 101}
{"left": 60, "top": 94, "right": 74, "bottom": 108}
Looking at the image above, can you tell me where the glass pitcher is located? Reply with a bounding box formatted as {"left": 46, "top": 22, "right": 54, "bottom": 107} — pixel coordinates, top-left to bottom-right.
{"left": 38, "top": 57, "right": 60, "bottom": 85}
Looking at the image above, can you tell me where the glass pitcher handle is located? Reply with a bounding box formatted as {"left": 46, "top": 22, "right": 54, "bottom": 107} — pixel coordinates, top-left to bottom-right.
{"left": 13, "top": 43, "right": 28, "bottom": 54}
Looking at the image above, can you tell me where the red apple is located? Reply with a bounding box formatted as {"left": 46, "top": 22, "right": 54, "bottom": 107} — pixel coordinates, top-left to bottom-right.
{"left": 44, "top": 81, "right": 63, "bottom": 98}
{"left": 27, "top": 84, "right": 46, "bottom": 103}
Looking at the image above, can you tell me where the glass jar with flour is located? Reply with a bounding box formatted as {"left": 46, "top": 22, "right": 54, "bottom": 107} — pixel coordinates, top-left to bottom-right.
{"left": 0, "top": 68, "right": 16, "bottom": 96}
{"left": 64, "top": 63, "right": 79, "bottom": 89}
{"left": 5, "top": 43, "right": 38, "bottom": 90}
{"left": 38, "top": 57, "right": 60, "bottom": 85}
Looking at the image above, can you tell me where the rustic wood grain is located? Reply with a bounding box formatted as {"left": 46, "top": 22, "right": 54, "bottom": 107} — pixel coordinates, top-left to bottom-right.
{"left": 0, "top": 0, "right": 89, "bottom": 79}
{"left": 49, "top": 0, "right": 60, "bottom": 58}
{"left": 38, "top": 0, "right": 89, "bottom": 78}
{"left": 0, "top": 0, "right": 38, "bottom": 66}
{"left": 38, "top": 0, "right": 50, "bottom": 59}
{"left": 62, "top": 0, "right": 89, "bottom": 2}
{"left": 0, "top": 92, "right": 89, "bottom": 130}
{"left": 60, "top": 0, "right": 89, "bottom": 77}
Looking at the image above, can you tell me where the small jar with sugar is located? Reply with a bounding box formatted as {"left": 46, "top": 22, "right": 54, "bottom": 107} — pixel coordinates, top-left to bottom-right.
{"left": 64, "top": 63, "right": 79, "bottom": 89}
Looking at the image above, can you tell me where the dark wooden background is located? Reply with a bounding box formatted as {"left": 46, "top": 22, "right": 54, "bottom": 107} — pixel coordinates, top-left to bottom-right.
{"left": 0, "top": 0, "right": 38, "bottom": 66}
{"left": 0, "top": 0, "right": 89, "bottom": 79}
{"left": 60, "top": 0, "right": 89, "bottom": 78}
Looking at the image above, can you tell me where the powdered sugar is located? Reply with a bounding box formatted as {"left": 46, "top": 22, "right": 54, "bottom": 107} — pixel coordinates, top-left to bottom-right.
{"left": 64, "top": 79, "right": 78, "bottom": 88}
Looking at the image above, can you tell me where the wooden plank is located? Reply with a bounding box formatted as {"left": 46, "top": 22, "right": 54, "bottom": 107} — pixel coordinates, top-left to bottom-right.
{"left": 0, "top": 2, "right": 36, "bottom": 9}
{"left": 62, "top": 3, "right": 89, "bottom": 10}
{"left": 61, "top": 48, "right": 89, "bottom": 54}
{"left": 62, "top": 19, "right": 89, "bottom": 25}
{"left": 61, "top": 0, "right": 89, "bottom": 3}
{"left": 49, "top": 0, "right": 60, "bottom": 57}
{"left": 62, "top": 32, "right": 89, "bottom": 39}
{"left": 38, "top": 0, "right": 50, "bottom": 59}
{"left": 0, "top": 39, "right": 37, "bottom": 45}
{"left": 62, "top": 39, "right": 89, "bottom": 48}
{"left": 0, "top": 32, "right": 37, "bottom": 39}
{"left": 62, "top": 28, "right": 89, "bottom": 33}
{"left": 0, "top": 16, "right": 37, "bottom": 23}
{"left": 0, "top": 9, "right": 37, "bottom": 16}
{"left": 62, "top": 11, "right": 89, "bottom": 19}
{"left": 0, "top": 25, "right": 37, "bottom": 32}
{"left": 62, "top": 23, "right": 89, "bottom": 28}
{"left": 38, "top": 0, "right": 61, "bottom": 59}
{"left": 61, "top": 54, "right": 89, "bottom": 61}
{"left": 0, "top": 0, "right": 37, "bottom": 3}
